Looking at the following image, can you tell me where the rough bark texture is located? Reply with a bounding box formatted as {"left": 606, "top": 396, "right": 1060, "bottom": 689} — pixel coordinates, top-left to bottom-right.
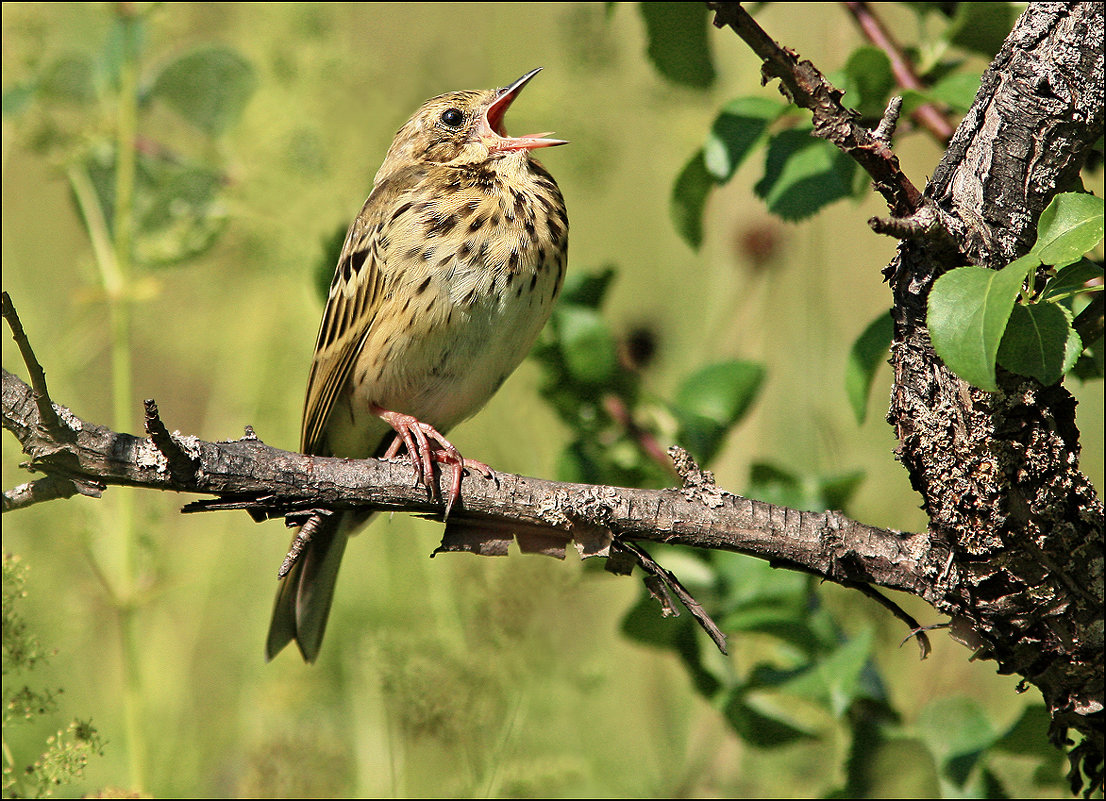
{"left": 884, "top": 1, "right": 1103, "bottom": 783}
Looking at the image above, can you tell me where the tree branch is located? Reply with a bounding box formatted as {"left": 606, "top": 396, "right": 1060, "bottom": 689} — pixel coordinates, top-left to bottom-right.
{"left": 709, "top": 2, "right": 1103, "bottom": 790}
{"left": 708, "top": 1, "right": 924, "bottom": 217}
{"left": 843, "top": 1, "right": 955, "bottom": 141}
{"left": 3, "top": 363, "right": 935, "bottom": 601}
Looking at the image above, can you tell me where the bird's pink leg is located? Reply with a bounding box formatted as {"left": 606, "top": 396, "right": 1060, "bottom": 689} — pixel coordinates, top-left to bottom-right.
{"left": 375, "top": 408, "right": 492, "bottom": 517}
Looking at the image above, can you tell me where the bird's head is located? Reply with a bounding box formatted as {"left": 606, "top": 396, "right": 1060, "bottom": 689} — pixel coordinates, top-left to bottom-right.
{"left": 375, "top": 68, "right": 566, "bottom": 182}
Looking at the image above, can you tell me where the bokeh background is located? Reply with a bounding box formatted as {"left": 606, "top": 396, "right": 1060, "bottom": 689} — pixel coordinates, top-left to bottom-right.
{"left": 3, "top": 3, "right": 1102, "bottom": 797}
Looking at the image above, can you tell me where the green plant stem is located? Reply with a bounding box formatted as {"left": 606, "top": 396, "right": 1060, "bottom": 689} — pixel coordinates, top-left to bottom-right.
{"left": 110, "top": 6, "right": 144, "bottom": 790}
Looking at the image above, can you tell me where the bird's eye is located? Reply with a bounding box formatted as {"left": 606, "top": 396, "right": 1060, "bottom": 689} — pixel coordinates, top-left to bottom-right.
{"left": 440, "top": 108, "right": 464, "bottom": 127}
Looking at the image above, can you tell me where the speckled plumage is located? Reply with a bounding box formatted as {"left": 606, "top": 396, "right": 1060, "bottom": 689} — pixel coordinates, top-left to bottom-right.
{"left": 267, "top": 69, "right": 567, "bottom": 662}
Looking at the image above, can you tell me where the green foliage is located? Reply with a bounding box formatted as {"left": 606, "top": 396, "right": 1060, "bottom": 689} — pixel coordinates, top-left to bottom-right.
{"left": 673, "top": 360, "right": 765, "bottom": 464}
{"left": 842, "top": 46, "right": 895, "bottom": 120}
{"left": 746, "top": 462, "right": 865, "bottom": 512}
{"left": 755, "top": 127, "right": 858, "bottom": 222}
{"left": 846, "top": 310, "right": 894, "bottom": 424}
{"left": 928, "top": 257, "right": 1034, "bottom": 391}
{"left": 3, "top": 554, "right": 105, "bottom": 798}
{"left": 149, "top": 46, "right": 257, "bottom": 136}
{"left": 942, "top": 2, "right": 1023, "bottom": 58}
{"left": 928, "top": 192, "right": 1104, "bottom": 390}
{"left": 3, "top": 4, "right": 1098, "bottom": 798}
{"left": 665, "top": 4, "right": 1014, "bottom": 247}
{"left": 532, "top": 268, "right": 766, "bottom": 487}
{"left": 3, "top": 8, "right": 256, "bottom": 795}
{"left": 927, "top": 70, "right": 984, "bottom": 113}
{"left": 637, "top": 3, "right": 716, "bottom": 89}
{"left": 671, "top": 149, "right": 714, "bottom": 250}
{"left": 638, "top": 9, "right": 1090, "bottom": 793}
{"left": 3, "top": 13, "right": 255, "bottom": 272}
{"left": 704, "top": 97, "right": 782, "bottom": 181}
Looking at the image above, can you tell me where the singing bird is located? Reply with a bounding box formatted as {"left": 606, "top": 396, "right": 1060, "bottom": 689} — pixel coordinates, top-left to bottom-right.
{"left": 266, "top": 69, "right": 568, "bottom": 662}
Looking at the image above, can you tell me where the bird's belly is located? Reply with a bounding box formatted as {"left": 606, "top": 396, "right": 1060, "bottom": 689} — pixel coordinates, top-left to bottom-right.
{"left": 332, "top": 251, "right": 562, "bottom": 456}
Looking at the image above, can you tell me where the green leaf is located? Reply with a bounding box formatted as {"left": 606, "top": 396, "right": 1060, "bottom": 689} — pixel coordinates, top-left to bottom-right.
{"left": 721, "top": 602, "right": 823, "bottom": 651}
{"left": 843, "top": 47, "right": 894, "bottom": 119}
{"left": 671, "top": 149, "right": 712, "bottom": 249}
{"left": 638, "top": 3, "right": 715, "bottom": 89}
{"left": 778, "top": 629, "right": 874, "bottom": 717}
{"left": 917, "top": 696, "right": 998, "bottom": 784}
{"left": 133, "top": 163, "right": 229, "bottom": 268}
{"left": 928, "top": 70, "right": 982, "bottom": 112}
{"left": 745, "top": 463, "right": 863, "bottom": 514}
{"left": 997, "top": 302, "right": 1081, "bottom": 385}
{"left": 917, "top": 696, "right": 998, "bottom": 760}
{"left": 703, "top": 97, "right": 781, "bottom": 181}
{"left": 755, "top": 129, "right": 858, "bottom": 221}
{"left": 314, "top": 224, "right": 348, "bottom": 302}
{"left": 819, "top": 470, "right": 866, "bottom": 512}
{"left": 150, "top": 46, "right": 257, "bottom": 135}
{"left": 674, "top": 360, "right": 765, "bottom": 463}
{"left": 559, "top": 266, "right": 617, "bottom": 308}
{"left": 897, "top": 88, "right": 931, "bottom": 117}
{"left": 711, "top": 551, "right": 808, "bottom": 603}
{"left": 1032, "top": 193, "right": 1105, "bottom": 268}
{"left": 675, "top": 360, "right": 765, "bottom": 425}
{"left": 39, "top": 54, "right": 97, "bottom": 104}
{"left": 621, "top": 593, "right": 722, "bottom": 698}
{"left": 943, "top": 2, "right": 1021, "bottom": 58}
{"left": 2, "top": 83, "right": 37, "bottom": 117}
{"left": 746, "top": 462, "right": 804, "bottom": 508}
{"left": 1041, "top": 258, "right": 1104, "bottom": 301}
{"left": 722, "top": 691, "right": 818, "bottom": 748}
{"left": 1071, "top": 334, "right": 1104, "bottom": 380}
{"left": 849, "top": 737, "right": 942, "bottom": 798}
{"left": 927, "top": 257, "right": 1035, "bottom": 391}
{"left": 552, "top": 305, "right": 618, "bottom": 385}
{"left": 846, "top": 310, "right": 893, "bottom": 424}
{"left": 993, "top": 705, "right": 1053, "bottom": 756}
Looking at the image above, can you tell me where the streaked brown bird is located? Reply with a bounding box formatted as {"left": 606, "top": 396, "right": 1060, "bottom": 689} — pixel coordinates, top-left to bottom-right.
{"left": 267, "top": 68, "right": 568, "bottom": 662}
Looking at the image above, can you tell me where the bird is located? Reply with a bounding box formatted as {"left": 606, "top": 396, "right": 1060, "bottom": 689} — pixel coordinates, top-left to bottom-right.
{"left": 266, "top": 68, "right": 568, "bottom": 662}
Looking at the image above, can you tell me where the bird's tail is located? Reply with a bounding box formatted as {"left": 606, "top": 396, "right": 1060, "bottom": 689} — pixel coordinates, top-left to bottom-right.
{"left": 266, "top": 511, "right": 350, "bottom": 663}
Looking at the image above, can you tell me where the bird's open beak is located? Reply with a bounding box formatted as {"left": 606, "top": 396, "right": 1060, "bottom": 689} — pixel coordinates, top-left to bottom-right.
{"left": 482, "top": 67, "right": 568, "bottom": 152}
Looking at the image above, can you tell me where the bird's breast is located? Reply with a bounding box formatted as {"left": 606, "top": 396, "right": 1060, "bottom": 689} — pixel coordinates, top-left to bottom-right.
{"left": 344, "top": 159, "right": 567, "bottom": 438}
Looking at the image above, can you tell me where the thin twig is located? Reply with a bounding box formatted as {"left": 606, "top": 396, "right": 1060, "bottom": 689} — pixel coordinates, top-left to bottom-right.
{"left": 616, "top": 539, "right": 729, "bottom": 655}
{"left": 871, "top": 96, "right": 903, "bottom": 145}
{"left": 143, "top": 399, "right": 200, "bottom": 481}
{"left": 843, "top": 579, "right": 931, "bottom": 659}
{"left": 708, "top": 2, "right": 923, "bottom": 217}
{"left": 843, "top": 1, "right": 955, "bottom": 141}
{"left": 1, "top": 292, "right": 62, "bottom": 432}
{"left": 2, "top": 474, "right": 104, "bottom": 513}
{"left": 277, "top": 510, "right": 333, "bottom": 578}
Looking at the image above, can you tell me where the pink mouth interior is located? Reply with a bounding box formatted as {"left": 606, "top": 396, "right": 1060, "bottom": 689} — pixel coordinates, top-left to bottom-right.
{"left": 486, "top": 92, "right": 513, "bottom": 137}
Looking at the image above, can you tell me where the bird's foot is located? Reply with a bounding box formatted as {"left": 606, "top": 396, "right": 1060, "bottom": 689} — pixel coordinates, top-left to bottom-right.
{"left": 376, "top": 409, "right": 492, "bottom": 517}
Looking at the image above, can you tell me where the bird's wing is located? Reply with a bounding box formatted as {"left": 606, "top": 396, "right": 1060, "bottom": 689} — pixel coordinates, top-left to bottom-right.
{"left": 300, "top": 206, "right": 389, "bottom": 456}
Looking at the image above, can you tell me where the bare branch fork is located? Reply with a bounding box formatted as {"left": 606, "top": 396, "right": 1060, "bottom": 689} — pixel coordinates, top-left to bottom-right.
{"left": 2, "top": 291, "right": 936, "bottom": 659}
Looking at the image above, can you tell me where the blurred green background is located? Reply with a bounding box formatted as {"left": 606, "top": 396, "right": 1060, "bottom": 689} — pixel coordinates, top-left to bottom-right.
{"left": 3, "top": 3, "right": 1102, "bottom": 797}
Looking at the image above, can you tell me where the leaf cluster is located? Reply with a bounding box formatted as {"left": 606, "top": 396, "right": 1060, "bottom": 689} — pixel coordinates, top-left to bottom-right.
{"left": 621, "top": 2, "right": 1091, "bottom": 795}
{"left": 2, "top": 8, "right": 257, "bottom": 272}
{"left": 531, "top": 267, "right": 766, "bottom": 486}
{"left": 650, "top": 2, "right": 1011, "bottom": 246}
{"left": 928, "top": 193, "right": 1104, "bottom": 391}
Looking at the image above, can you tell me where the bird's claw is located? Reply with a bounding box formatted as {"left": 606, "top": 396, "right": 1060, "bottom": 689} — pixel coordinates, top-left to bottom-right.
{"left": 378, "top": 410, "right": 491, "bottom": 517}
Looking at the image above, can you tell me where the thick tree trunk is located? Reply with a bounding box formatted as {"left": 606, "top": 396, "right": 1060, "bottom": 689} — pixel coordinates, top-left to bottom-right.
{"left": 885, "top": 1, "right": 1103, "bottom": 784}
